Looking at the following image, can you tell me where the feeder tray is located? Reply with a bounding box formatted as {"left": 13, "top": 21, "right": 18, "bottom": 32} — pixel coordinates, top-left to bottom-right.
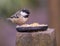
{"left": 16, "top": 25, "right": 48, "bottom": 32}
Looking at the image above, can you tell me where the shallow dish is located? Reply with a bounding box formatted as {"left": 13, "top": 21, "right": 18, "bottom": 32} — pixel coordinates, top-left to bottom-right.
{"left": 16, "top": 25, "right": 48, "bottom": 32}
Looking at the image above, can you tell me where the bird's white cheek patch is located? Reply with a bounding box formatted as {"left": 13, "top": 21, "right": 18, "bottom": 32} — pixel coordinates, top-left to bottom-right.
{"left": 20, "top": 11, "right": 27, "bottom": 16}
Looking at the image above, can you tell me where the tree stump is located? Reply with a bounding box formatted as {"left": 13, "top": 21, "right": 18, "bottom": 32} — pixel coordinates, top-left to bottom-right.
{"left": 16, "top": 28, "right": 56, "bottom": 46}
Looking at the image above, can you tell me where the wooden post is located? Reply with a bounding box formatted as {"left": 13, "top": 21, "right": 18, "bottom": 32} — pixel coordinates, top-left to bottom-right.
{"left": 16, "top": 28, "right": 56, "bottom": 46}
{"left": 48, "top": 0, "right": 60, "bottom": 46}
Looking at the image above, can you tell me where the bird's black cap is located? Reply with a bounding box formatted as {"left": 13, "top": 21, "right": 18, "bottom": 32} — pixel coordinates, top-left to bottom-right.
{"left": 21, "top": 9, "right": 30, "bottom": 15}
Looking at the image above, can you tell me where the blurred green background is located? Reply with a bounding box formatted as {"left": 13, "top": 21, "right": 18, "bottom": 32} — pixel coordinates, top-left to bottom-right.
{"left": 0, "top": 0, "right": 40, "bottom": 18}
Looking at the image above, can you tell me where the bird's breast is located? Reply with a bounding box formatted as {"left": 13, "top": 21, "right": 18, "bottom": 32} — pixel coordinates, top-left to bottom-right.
{"left": 14, "top": 17, "right": 28, "bottom": 25}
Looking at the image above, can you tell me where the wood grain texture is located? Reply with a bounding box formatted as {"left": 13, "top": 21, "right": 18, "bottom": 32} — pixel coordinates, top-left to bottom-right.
{"left": 16, "top": 28, "right": 56, "bottom": 46}
{"left": 48, "top": 0, "right": 60, "bottom": 46}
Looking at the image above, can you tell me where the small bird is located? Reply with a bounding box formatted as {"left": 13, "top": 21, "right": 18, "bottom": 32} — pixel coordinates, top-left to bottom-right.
{"left": 8, "top": 9, "right": 30, "bottom": 25}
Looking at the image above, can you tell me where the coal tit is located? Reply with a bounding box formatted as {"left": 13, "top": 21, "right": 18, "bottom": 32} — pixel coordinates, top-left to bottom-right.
{"left": 8, "top": 9, "right": 30, "bottom": 25}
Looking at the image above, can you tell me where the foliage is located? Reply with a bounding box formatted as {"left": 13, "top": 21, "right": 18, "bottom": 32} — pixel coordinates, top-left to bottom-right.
{"left": 0, "top": 0, "right": 39, "bottom": 18}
